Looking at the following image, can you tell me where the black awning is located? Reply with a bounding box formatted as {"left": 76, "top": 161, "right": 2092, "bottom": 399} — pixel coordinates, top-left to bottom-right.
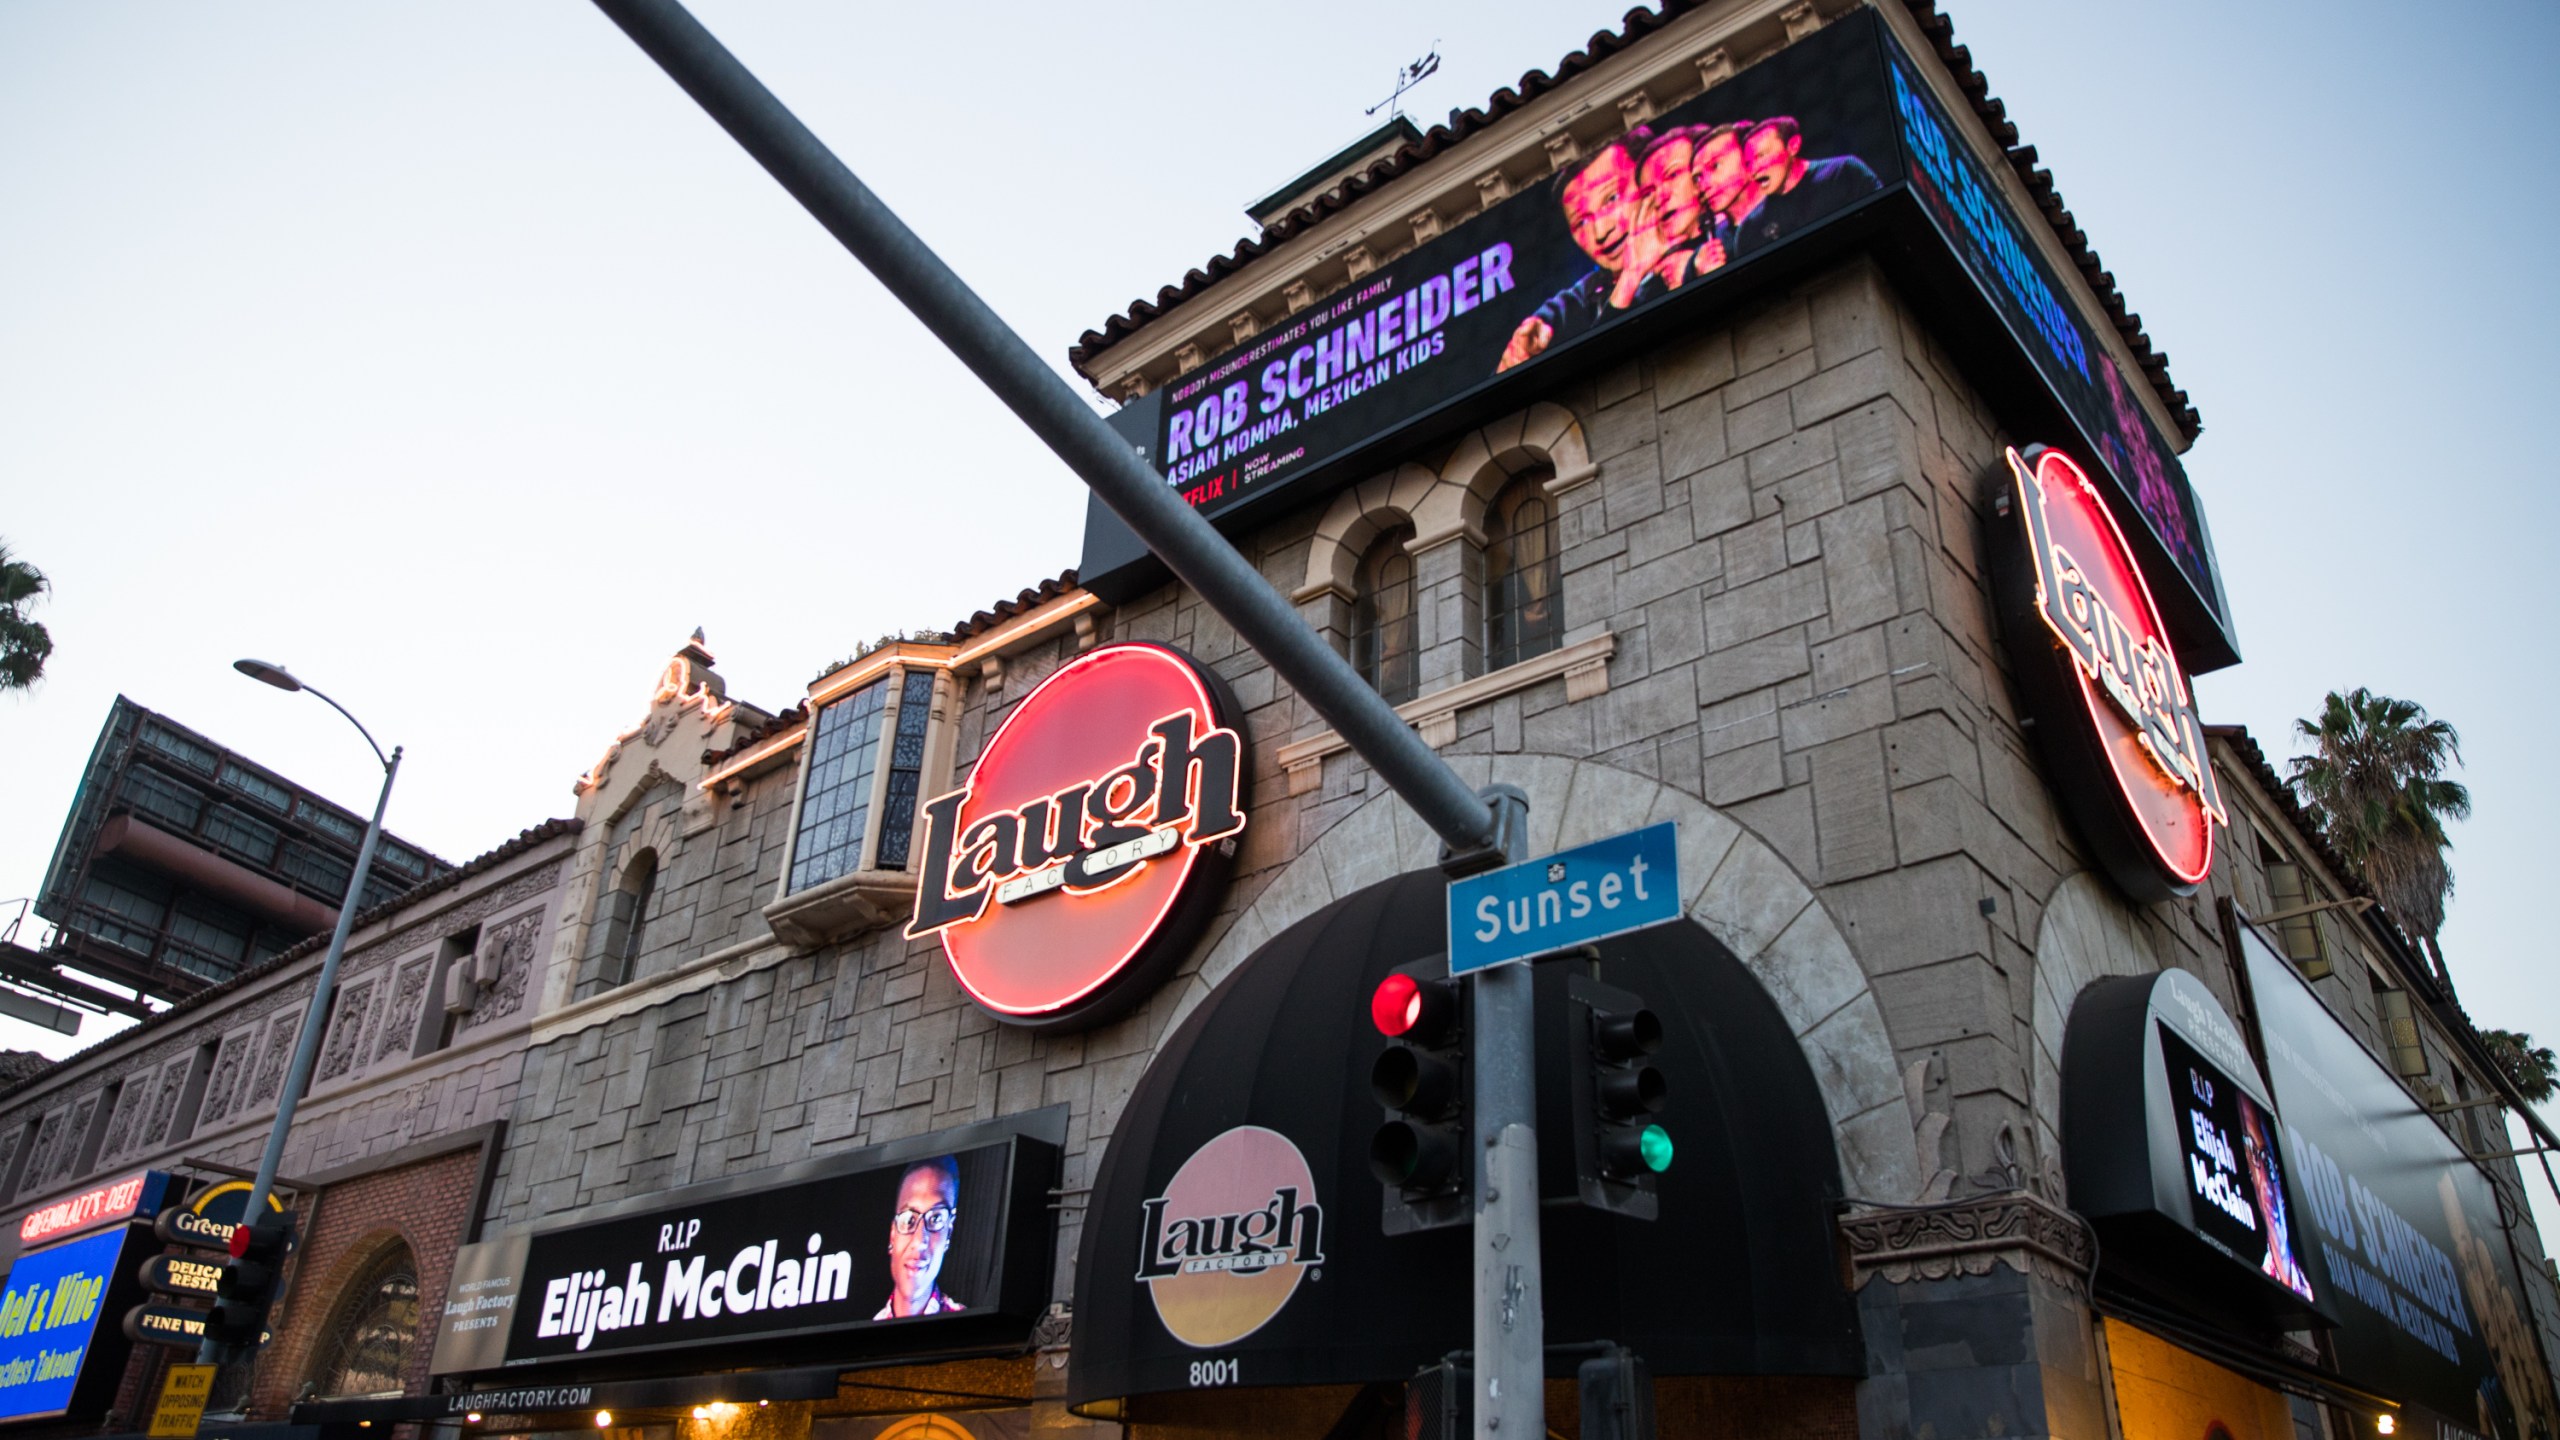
{"left": 1068, "top": 866, "right": 1862, "bottom": 1405}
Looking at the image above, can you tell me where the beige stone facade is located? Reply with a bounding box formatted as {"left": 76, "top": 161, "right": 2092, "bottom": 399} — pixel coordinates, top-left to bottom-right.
{"left": 2, "top": 2, "right": 2553, "bottom": 1438}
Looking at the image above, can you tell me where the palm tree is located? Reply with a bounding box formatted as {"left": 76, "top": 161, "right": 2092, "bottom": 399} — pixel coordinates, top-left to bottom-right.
{"left": 2289, "top": 688, "right": 2470, "bottom": 983}
{"left": 0, "top": 543, "right": 49, "bottom": 692}
{"left": 2481, "top": 1029, "right": 2557, "bottom": 1105}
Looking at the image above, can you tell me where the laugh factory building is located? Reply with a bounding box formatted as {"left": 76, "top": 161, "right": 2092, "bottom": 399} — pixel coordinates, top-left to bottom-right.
{"left": 0, "top": 3, "right": 2555, "bottom": 1440}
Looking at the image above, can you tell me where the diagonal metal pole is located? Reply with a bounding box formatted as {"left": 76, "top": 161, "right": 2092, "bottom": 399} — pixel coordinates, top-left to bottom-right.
{"left": 587, "top": 0, "right": 1492, "bottom": 858}
{"left": 585, "top": 6, "right": 1536, "bottom": 1435}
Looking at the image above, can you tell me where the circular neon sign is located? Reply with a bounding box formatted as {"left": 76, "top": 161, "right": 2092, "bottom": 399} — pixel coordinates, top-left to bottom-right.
{"left": 907, "top": 643, "right": 1246, "bottom": 1030}
{"left": 1993, "top": 445, "right": 2226, "bottom": 900}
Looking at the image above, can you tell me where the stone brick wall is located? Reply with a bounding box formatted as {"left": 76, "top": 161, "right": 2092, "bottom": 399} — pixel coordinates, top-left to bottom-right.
{"left": 0, "top": 837, "right": 570, "bottom": 1273}
{"left": 484, "top": 248, "right": 2560, "bottom": 1439}
{"left": 493, "top": 253, "right": 2136, "bottom": 1289}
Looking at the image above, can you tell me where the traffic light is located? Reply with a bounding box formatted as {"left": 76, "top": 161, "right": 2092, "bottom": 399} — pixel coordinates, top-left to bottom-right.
{"left": 204, "top": 1213, "right": 293, "bottom": 1356}
{"left": 1578, "top": 1346, "right": 1657, "bottom": 1440}
{"left": 1565, "top": 974, "right": 1671, "bottom": 1218}
{"left": 1367, "top": 959, "right": 1469, "bottom": 1234}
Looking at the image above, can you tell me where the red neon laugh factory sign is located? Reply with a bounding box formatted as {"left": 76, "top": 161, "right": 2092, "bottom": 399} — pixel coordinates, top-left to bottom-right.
{"left": 908, "top": 643, "right": 1246, "bottom": 1030}
{"left": 1998, "top": 445, "right": 2226, "bottom": 899}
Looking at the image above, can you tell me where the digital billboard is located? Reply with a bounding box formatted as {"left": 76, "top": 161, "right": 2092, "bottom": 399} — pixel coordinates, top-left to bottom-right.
{"left": 0, "top": 1225, "right": 131, "bottom": 1423}
{"left": 2240, "top": 928, "right": 2559, "bottom": 1440}
{"left": 2061, "top": 967, "right": 2323, "bottom": 1320}
{"left": 1139, "top": 15, "right": 1895, "bottom": 524}
{"left": 1876, "top": 32, "right": 2227, "bottom": 657}
{"left": 2156, "top": 1024, "right": 2314, "bottom": 1303}
{"left": 1081, "top": 11, "right": 2234, "bottom": 667}
{"left": 432, "top": 1125, "right": 1058, "bottom": 1374}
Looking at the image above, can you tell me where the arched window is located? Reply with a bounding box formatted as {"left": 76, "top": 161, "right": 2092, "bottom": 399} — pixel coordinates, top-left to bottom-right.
{"left": 606, "top": 848, "right": 657, "bottom": 988}
{"left": 1485, "top": 476, "right": 1561, "bottom": 670}
{"left": 309, "top": 1243, "right": 420, "bottom": 1399}
{"left": 1350, "top": 525, "right": 1419, "bottom": 705}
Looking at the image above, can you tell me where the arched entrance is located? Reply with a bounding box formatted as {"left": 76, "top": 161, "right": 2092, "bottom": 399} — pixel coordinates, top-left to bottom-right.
{"left": 1069, "top": 865, "right": 1863, "bottom": 1419}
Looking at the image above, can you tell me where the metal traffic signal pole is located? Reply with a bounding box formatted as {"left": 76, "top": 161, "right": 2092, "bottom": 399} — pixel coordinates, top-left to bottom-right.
{"left": 586, "top": 2, "right": 1542, "bottom": 1432}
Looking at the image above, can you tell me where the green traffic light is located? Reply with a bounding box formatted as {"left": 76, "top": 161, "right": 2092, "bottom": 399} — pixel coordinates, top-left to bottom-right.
{"left": 1638, "top": 1124, "right": 1673, "bottom": 1173}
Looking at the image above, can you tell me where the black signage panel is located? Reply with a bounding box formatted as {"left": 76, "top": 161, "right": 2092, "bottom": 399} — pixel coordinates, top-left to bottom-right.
{"left": 2155, "top": 1024, "right": 2315, "bottom": 1302}
{"left": 1081, "top": 14, "right": 2235, "bottom": 669}
{"left": 1084, "top": 16, "right": 1901, "bottom": 587}
{"left": 1145, "top": 16, "right": 1895, "bottom": 523}
{"left": 2062, "top": 967, "right": 2322, "bottom": 1321}
{"left": 2241, "top": 929, "right": 2559, "bottom": 1440}
{"left": 1877, "top": 30, "right": 2228, "bottom": 656}
{"left": 432, "top": 1120, "right": 1060, "bottom": 1375}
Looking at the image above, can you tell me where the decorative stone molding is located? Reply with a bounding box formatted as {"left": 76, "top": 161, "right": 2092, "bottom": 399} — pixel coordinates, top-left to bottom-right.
{"left": 1227, "top": 311, "right": 1259, "bottom": 345}
{"left": 1542, "top": 132, "right": 1582, "bottom": 172}
{"left": 1545, "top": 461, "right": 1602, "bottom": 498}
{"left": 1475, "top": 171, "right": 1513, "bottom": 209}
{"left": 1563, "top": 647, "right": 1613, "bottom": 703}
{"left": 1173, "top": 343, "right": 1203, "bottom": 374}
{"left": 1617, "top": 93, "right": 1656, "bottom": 129}
{"left": 1342, "top": 245, "right": 1376, "bottom": 281}
{"left": 1408, "top": 209, "right": 1442, "bottom": 245}
{"left": 1282, "top": 280, "right": 1313, "bottom": 314}
{"left": 762, "top": 871, "right": 914, "bottom": 951}
{"left": 1695, "top": 47, "right": 1735, "bottom": 86}
{"left": 1780, "top": 2, "right": 1822, "bottom": 41}
{"left": 1838, "top": 1190, "right": 2096, "bottom": 1289}
{"left": 1277, "top": 632, "right": 1615, "bottom": 795}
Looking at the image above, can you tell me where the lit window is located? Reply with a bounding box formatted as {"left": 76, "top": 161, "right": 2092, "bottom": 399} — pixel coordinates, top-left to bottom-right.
{"left": 1485, "top": 476, "right": 1562, "bottom": 671}
{"left": 788, "top": 669, "right": 944, "bottom": 892}
{"left": 1352, "top": 526, "right": 1420, "bottom": 706}
{"left": 792, "top": 680, "right": 889, "bottom": 891}
{"left": 874, "top": 670, "right": 939, "bottom": 872}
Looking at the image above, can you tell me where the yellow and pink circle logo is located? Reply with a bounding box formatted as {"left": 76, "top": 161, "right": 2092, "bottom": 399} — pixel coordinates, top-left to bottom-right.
{"left": 1133, "top": 1126, "right": 1326, "bottom": 1348}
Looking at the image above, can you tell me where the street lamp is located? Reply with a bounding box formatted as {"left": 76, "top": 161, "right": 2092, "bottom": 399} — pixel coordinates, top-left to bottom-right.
{"left": 202, "top": 660, "right": 403, "bottom": 1361}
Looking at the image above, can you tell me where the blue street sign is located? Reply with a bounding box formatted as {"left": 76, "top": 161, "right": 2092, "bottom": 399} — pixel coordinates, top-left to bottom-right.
{"left": 1447, "top": 821, "right": 1681, "bottom": 975}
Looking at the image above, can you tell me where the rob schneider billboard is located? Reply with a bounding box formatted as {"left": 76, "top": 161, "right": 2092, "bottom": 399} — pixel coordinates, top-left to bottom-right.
{"left": 1085, "top": 11, "right": 2232, "bottom": 664}
{"left": 1135, "top": 15, "right": 1892, "bottom": 525}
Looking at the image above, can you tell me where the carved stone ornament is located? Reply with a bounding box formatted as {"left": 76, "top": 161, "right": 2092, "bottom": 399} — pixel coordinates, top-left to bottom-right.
{"left": 1837, "top": 1188, "right": 2097, "bottom": 1289}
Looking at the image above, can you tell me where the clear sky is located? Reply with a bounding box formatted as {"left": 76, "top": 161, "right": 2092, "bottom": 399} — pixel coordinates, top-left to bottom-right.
{"left": 2, "top": 1, "right": 2553, "bottom": 1218}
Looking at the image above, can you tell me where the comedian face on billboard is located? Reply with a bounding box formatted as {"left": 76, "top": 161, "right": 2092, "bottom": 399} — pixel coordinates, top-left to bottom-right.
{"left": 1498, "top": 115, "right": 1880, "bottom": 372}
{"left": 876, "top": 1155, "right": 966, "bottom": 1319}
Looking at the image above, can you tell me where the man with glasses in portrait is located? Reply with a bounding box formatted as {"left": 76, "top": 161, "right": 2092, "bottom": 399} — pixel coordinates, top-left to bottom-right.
{"left": 876, "top": 1155, "right": 966, "bottom": 1319}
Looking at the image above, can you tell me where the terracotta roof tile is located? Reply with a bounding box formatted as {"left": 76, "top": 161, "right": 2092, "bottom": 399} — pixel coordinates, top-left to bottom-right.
{"left": 950, "top": 570, "right": 1080, "bottom": 641}
{"left": 1069, "top": 0, "right": 2201, "bottom": 444}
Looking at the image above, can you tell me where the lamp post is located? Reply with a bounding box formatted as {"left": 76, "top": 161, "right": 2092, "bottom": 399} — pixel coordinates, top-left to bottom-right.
{"left": 199, "top": 660, "right": 402, "bottom": 1362}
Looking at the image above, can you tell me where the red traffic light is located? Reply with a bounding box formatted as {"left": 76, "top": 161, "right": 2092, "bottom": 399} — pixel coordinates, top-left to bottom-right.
{"left": 1370, "top": 972, "right": 1456, "bottom": 1042}
{"left": 1372, "top": 974, "right": 1422, "bottom": 1036}
{"left": 229, "top": 1224, "right": 252, "bottom": 1260}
